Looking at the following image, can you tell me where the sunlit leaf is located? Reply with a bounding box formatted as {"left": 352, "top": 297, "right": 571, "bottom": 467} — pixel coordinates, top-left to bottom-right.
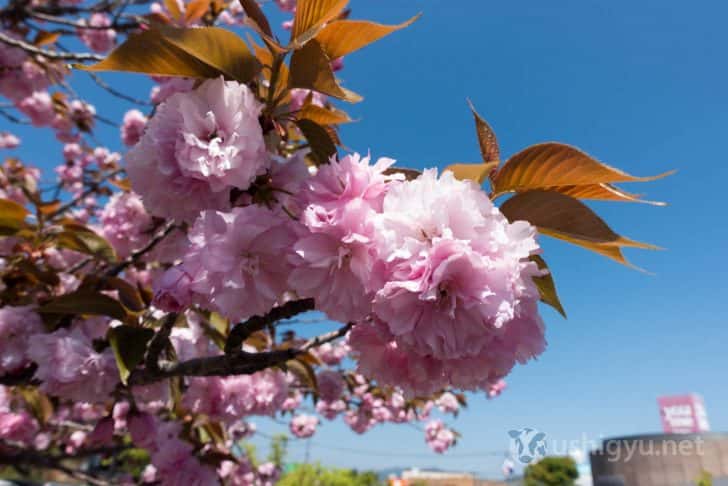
{"left": 315, "top": 15, "right": 421, "bottom": 60}
{"left": 164, "top": 0, "right": 183, "bottom": 21}
{"left": 530, "top": 255, "right": 566, "bottom": 318}
{"left": 33, "top": 31, "right": 60, "bottom": 47}
{"left": 297, "top": 103, "right": 351, "bottom": 125}
{"left": 500, "top": 190, "right": 659, "bottom": 267}
{"left": 77, "top": 26, "right": 261, "bottom": 83}
{"left": 108, "top": 325, "right": 155, "bottom": 384}
{"left": 18, "top": 388, "right": 54, "bottom": 425}
{"left": 492, "top": 143, "right": 673, "bottom": 197}
{"left": 0, "top": 198, "right": 29, "bottom": 235}
{"left": 39, "top": 290, "right": 128, "bottom": 320}
{"left": 56, "top": 222, "right": 116, "bottom": 261}
{"left": 185, "top": 0, "right": 211, "bottom": 23}
{"left": 291, "top": 0, "right": 348, "bottom": 48}
{"left": 296, "top": 119, "right": 337, "bottom": 165}
{"left": 467, "top": 99, "right": 499, "bottom": 164}
{"left": 238, "top": 0, "right": 273, "bottom": 37}
{"left": 544, "top": 183, "right": 666, "bottom": 205}
{"left": 289, "top": 39, "right": 362, "bottom": 102}
{"left": 105, "top": 277, "right": 146, "bottom": 312}
{"left": 444, "top": 162, "right": 498, "bottom": 184}
{"left": 284, "top": 358, "right": 318, "bottom": 394}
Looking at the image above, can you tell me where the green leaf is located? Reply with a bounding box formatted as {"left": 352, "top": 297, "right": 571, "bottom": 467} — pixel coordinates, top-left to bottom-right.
{"left": 105, "top": 277, "right": 146, "bottom": 312}
{"left": 284, "top": 358, "right": 318, "bottom": 396}
{"left": 108, "top": 325, "right": 155, "bottom": 384}
{"left": 56, "top": 222, "right": 117, "bottom": 261}
{"left": 77, "top": 26, "right": 261, "bottom": 83}
{"left": 296, "top": 118, "right": 337, "bottom": 165}
{"left": 39, "top": 290, "right": 128, "bottom": 320}
{"left": 530, "top": 255, "right": 566, "bottom": 318}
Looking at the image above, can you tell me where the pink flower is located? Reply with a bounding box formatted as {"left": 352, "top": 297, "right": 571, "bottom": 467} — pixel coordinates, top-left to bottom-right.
{"left": 168, "top": 206, "right": 300, "bottom": 321}
{"left": 436, "top": 392, "right": 460, "bottom": 414}
{"left": 151, "top": 438, "right": 220, "bottom": 486}
{"left": 316, "top": 399, "right": 347, "bottom": 420}
{"left": 87, "top": 417, "right": 115, "bottom": 446}
{"left": 184, "top": 370, "right": 288, "bottom": 423}
{"left": 348, "top": 318, "right": 445, "bottom": 397}
{"left": 301, "top": 153, "right": 396, "bottom": 214}
{"left": 0, "top": 411, "right": 38, "bottom": 444}
{"left": 27, "top": 326, "right": 119, "bottom": 402}
{"left": 425, "top": 419, "right": 455, "bottom": 453}
{"left": 312, "top": 341, "right": 350, "bottom": 366}
{"left": 149, "top": 76, "right": 195, "bottom": 104}
{"left": 290, "top": 200, "right": 380, "bottom": 322}
{"left": 18, "top": 91, "right": 55, "bottom": 126}
{"left": 78, "top": 13, "right": 116, "bottom": 53}
{"left": 129, "top": 412, "right": 157, "bottom": 449}
{"left": 275, "top": 0, "right": 296, "bottom": 12}
{"left": 0, "top": 132, "right": 19, "bottom": 149}
{"left": 290, "top": 414, "right": 318, "bottom": 438}
{"left": 289, "top": 88, "right": 327, "bottom": 112}
{"left": 153, "top": 265, "right": 196, "bottom": 312}
{"left": 363, "top": 169, "right": 546, "bottom": 393}
{"left": 316, "top": 369, "right": 344, "bottom": 402}
{"left": 127, "top": 77, "right": 268, "bottom": 221}
{"left": 68, "top": 99, "right": 95, "bottom": 130}
{"left": 99, "top": 192, "right": 154, "bottom": 258}
{"left": 0, "top": 306, "right": 44, "bottom": 376}
{"left": 486, "top": 379, "right": 507, "bottom": 399}
{"left": 120, "top": 109, "right": 147, "bottom": 147}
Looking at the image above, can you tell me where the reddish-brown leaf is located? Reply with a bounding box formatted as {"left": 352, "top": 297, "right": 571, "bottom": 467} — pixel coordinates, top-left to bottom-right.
{"left": 289, "top": 39, "right": 361, "bottom": 102}
{"left": 492, "top": 142, "right": 673, "bottom": 197}
{"left": 500, "top": 190, "right": 658, "bottom": 266}
{"left": 238, "top": 0, "right": 273, "bottom": 37}
{"left": 315, "top": 15, "right": 420, "bottom": 60}
{"left": 467, "top": 99, "right": 499, "bottom": 165}
{"left": 291, "top": 0, "right": 349, "bottom": 47}
{"left": 444, "top": 161, "right": 498, "bottom": 184}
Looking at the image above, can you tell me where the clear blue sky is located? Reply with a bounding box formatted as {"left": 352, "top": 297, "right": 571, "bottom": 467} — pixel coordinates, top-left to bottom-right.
{"left": 7, "top": 0, "right": 728, "bottom": 478}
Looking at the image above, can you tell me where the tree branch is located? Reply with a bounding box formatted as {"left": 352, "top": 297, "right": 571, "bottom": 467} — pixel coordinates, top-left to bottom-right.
{"left": 0, "top": 30, "right": 104, "bottom": 62}
{"left": 225, "top": 298, "right": 315, "bottom": 354}
{"left": 106, "top": 220, "right": 178, "bottom": 276}
{"left": 145, "top": 312, "right": 177, "bottom": 373}
{"left": 128, "top": 322, "right": 352, "bottom": 386}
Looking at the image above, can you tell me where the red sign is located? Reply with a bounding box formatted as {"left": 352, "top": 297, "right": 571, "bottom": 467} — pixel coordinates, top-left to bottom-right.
{"left": 657, "top": 394, "right": 710, "bottom": 434}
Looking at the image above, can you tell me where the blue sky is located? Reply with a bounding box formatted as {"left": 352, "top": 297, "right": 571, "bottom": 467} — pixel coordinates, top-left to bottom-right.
{"left": 6, "top": 0, "right": 728, "bottom": 479}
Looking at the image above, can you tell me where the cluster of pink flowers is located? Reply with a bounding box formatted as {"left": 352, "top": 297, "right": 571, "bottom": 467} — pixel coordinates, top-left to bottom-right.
{"left": 290, "top": 414, "right": 318, "bottom": 438}
{"left": 77, "top": 13, "right": 116, "bottom": 53}
{"left": 424, "top": 419, "right": 456, "bottom": 453}
{"left": 120, "top": 109, "right": 148, "bottom": 147}
{"left": 28, "top": 325, "right": 120, "bottom": 403}
{"left": 0, "top": 306, "right": 43, "bottom": 376}
{"left": 99, "top": 191, "right": 154, "bottom": 258}
{"left": 127, "top": 77, "right": 268, "bottom": 221}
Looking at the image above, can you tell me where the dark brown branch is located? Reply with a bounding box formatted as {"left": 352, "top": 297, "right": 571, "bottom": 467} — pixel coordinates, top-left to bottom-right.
{"left": 0, "top": 365, "right": 38, "bottom": 386}
{"left": 27, "top": 10, "right": 138, "bottom": 31}
{"left": 0, "top": 30, "right": 104, "bottom": 62}
{"left": 144, "top": 312, "right": 177, "bottom": 373}
{"left": 302, "top": 322, "right": 353, "bottom": 351}
{"left": 48, "top": 168, "right": 123, "bottom": 219}
{"left": 128, "top": 322, "right": 352, "bottom": 386}
{"left": 225, "top": 298, "right": 315, "bottom": 354}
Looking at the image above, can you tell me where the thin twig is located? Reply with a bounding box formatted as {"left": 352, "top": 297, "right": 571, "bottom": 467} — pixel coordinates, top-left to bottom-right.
{"left": 48, "top": 168, "right": 123, "bottom": 219}
{"left": 0, "top": 108, "right": 30, "bottom": 125}
{"left": 28, "top": 10, "right": 138, "bottom": 31}
{"left": 0, "top": 30, "right": 104, "bottom": 62}
{"left": 106, "top": 220, "right": 178, "bottom": 276}
{"left": 302, "top": 322, "right": 353, "bottom": 352}
{"left": 86, "top": 71, "right": 152, "bottom": 105}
